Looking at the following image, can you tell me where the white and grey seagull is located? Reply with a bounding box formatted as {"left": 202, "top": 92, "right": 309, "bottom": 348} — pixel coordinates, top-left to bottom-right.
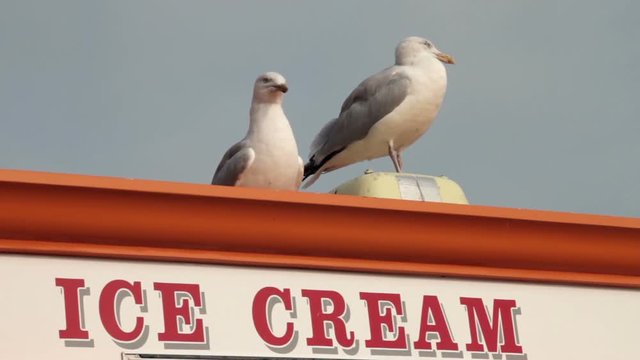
{"left": 212, "top": 72, "right": 303, "bottom": 190}
{"left": 302, "top": 36, "right": 455, "bottom": 188}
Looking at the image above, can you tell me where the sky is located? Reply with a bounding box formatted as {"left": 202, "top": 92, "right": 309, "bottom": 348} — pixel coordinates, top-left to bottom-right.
{"left": 1, "top": 0, "right": 639, "bottom": 217}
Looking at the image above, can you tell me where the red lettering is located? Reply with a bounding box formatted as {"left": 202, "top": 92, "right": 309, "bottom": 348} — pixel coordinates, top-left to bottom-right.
{"left": 56, "top": 278, "right": 90, "bottom": 340}
{"left": 360, "top": 292, "right": 407, "bottom": 349}
{"left": 301, "top": 289, "right": 355, "bottom": 348}
{"left": 154, "top": 283, "right": 205, "bottom": 343}
{"left": 460, "top": 297, "right": 523, "bottom": 354}
{"left": 252, "top": 287, "right": 295, "bottom": 347}
{"left": 99, "top": 280, "right": 145, "bottom": 342}
{"left": 413, "top": 295, "right": 459, "bottom": 351}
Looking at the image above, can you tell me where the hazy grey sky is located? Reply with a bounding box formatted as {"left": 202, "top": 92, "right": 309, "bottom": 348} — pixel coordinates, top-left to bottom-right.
{"left": 1, "top": 0, "right": 639, "bottom": 217}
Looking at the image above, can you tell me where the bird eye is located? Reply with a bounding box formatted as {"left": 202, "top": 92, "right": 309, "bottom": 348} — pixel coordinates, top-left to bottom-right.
{"left": 261, "top": 77, "right": 270, "bottom": 83}
{"left": 424, "top": 41, "right": 433, "bottom": 49}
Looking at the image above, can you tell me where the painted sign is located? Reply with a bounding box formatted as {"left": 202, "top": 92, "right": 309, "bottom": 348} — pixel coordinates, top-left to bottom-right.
{"left": 1, "top": 254, "right": 638, "bottom": 359}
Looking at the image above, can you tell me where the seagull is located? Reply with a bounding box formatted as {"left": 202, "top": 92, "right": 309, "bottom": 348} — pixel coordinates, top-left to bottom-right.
{"left": 211, "top": 72, "right": 303, "bottom": 190}
{"left": 302, "top": 36, "right": 454, "bottom": 188}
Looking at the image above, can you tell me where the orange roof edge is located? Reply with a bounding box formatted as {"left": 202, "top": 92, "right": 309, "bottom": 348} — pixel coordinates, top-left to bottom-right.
{"left": 1, "top": 168, "right": 639, "bottom": 288}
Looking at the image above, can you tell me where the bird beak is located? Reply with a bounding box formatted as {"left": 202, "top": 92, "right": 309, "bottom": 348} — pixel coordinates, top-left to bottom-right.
{"left": 273, "top": 83, "right": 289, "bottom": 93}
{"left": 435, "top": 52, "right": 455, "bottom": 64}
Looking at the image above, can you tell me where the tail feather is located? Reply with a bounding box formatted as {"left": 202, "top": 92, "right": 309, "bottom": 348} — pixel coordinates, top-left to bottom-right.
{"left": 303, "top": 157, "right": 320, "bottom": 181}
{"left": 301, "top": 147, "right": 346, "bottom": 189}
{"left": 301, "top": 157, "right": 323, "bottom": 189}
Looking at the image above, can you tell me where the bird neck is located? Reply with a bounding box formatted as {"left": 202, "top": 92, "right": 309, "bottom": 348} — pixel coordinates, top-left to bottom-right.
{"left": 252, "top": 89, "right": 284, "bottom": 105}
{"left": 398, "top": 55, "right": 446, "bottom": 83}
{"left": 396, "top": 52, "right": 433, "bottom": 66}
{"left": 248, "top": 102, "right": 288, "bottom": 133}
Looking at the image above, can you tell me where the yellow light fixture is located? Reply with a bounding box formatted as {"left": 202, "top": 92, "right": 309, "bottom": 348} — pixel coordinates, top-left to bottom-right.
{"left": 332, "top": 170, "right": 469, "bottom": 204}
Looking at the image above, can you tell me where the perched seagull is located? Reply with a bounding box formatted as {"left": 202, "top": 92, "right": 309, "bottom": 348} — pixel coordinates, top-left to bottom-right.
{"left": 302, "top": 36, "right": 455, "bottom": 188}
{"left": 211, "top": 72, "right": 303, "bottom": 190}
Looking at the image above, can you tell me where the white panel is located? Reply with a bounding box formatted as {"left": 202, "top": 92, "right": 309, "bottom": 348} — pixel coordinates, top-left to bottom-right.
{"left": 0, "top": 254, "right": 638, "bottom": 360}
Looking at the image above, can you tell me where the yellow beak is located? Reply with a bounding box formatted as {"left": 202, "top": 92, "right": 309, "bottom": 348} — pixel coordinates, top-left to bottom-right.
{"left": 436, "top": 52, "right": 455, "bottom": 64}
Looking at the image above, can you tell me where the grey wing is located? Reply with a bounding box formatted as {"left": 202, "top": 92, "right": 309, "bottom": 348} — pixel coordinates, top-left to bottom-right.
{"left": 211, "top": 140, "right": 255, "bottom": 186}
{"left": 309, "top": 67, "right": 411, "bottom": 160}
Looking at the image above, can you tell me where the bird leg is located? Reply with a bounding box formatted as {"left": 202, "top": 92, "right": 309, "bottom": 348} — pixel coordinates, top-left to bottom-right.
{"left": 388, "top": 142, "right": 403, "bottom": 173}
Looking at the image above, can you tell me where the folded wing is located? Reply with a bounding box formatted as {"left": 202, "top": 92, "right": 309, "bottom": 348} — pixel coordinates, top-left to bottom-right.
{"left": 211, "top": 141, "right": 256, "bottom": 186}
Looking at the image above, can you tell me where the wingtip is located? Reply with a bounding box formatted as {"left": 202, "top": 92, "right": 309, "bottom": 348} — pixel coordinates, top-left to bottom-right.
{"left": 301, "top": 158, "right": 322, "bottom": 189}
{"left": 303, "top": 158, "right": 318, "bottom": 179}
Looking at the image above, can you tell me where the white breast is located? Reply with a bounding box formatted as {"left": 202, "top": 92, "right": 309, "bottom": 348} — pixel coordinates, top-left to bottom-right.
{"left": 238, "top": 105, "right": 301, "bottom": 190}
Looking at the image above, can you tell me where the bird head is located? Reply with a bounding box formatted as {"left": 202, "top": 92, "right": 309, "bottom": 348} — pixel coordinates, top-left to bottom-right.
{"left": 253, "top": 72, "right": 289, "bottom": 103}
{"left": 395, "top": 36, "right": 455, "bottom": 66}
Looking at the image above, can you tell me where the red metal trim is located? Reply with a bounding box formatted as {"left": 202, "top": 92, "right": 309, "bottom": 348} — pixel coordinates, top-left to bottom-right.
{"left": 1, "top": 169, "right": 639, "bottom": 288}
